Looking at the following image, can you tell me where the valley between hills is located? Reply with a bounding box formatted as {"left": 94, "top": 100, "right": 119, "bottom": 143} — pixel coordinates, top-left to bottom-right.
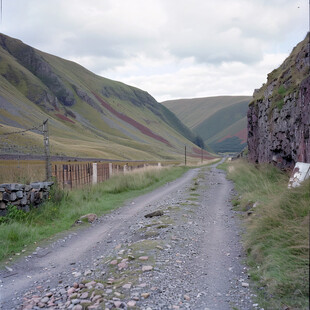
{"left": 0, "top": 33, "right": 254, "bottom": 162}
{"left": 0, "top": 29, "right": 309, "bottom": 310}
{"left": 0, "top": 33, "right": 215, "bottom": 163}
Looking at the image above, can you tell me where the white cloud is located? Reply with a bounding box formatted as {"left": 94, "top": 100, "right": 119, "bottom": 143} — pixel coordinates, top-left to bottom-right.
{"left": 1, "top": 0, "right": 308, "bottom": 100}
{"left": 112, "top": 52, "right": 291, "bottom": 101}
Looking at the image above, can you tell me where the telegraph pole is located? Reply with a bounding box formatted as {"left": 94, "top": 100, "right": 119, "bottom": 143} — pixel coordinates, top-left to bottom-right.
{"left": 43, "top": 119, "right": 52, "bottom": 181}
{"left": 185, "top": 145, "right": 187, "bottom": 166}
{"left": 201, "top": 147, "right": 203, "bottom": 164}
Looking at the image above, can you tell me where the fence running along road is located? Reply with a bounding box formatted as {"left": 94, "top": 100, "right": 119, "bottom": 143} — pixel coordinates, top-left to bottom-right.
{"left": 53, "top": 162, "right": 153, "bottom": 189}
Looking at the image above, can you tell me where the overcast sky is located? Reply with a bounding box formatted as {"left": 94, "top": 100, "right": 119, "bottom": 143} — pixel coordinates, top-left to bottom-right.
{"left": 1, "top": 0, "right": 309, "bottom": 102}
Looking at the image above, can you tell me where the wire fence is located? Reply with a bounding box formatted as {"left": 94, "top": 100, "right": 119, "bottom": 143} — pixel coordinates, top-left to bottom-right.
{"left": 52, "top": 162, "right": 157, "bottom": 189}
{"left": 0, "top": 121, "right": 176, "bottom": 188}
{"left": 0, "top": 122, "right": 45, "bottom": 157}
{"left": 0, "top": 160, "right": 46, "bottom": 184}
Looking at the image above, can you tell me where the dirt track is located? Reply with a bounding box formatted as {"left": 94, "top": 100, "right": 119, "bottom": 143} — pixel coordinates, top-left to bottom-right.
{"left": 0, "top": 162, "right": 256, "bottom": 310}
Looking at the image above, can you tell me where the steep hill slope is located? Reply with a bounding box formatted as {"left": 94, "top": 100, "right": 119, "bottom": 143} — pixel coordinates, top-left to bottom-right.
{"left": 162, "top": 96, "right": 251, "bottom": 153}
{"left": 0, "top": 33, "right": 211, "bottom": 161}
{"left": 247, "top": 33, "right": 309, "bottom": 169}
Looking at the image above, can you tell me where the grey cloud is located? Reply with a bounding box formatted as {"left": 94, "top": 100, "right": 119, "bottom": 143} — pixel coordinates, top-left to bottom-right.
{"left": 4, "top": 0, "right": 306, "bottom": 68}
{"left": 2, "top": 0, "right": 308, "bottom": 100}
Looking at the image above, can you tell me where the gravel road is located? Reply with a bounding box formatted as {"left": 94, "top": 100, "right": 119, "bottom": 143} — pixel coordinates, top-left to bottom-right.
{"left": 0, "top": 162, "right": 259, "bottom": 310}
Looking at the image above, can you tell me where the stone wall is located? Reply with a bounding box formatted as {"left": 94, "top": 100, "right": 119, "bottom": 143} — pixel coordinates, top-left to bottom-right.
{"left": 0, "top": 182, "right": 53, "bottom": 216}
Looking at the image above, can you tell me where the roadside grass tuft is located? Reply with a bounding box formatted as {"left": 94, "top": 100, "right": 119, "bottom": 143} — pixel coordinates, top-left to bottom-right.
{"left": 226, "top": 159, "right": 309, "bottom": 310}
{"left": 0, "top": 166, "right": 188, "bottom": 263}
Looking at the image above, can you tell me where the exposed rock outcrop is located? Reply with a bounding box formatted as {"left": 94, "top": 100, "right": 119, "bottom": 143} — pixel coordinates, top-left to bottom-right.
{"left": 72, "top": 85, "right": 104, "bottom": 113}
{"left": 247, "top": 33, "right": 310, "bottom": 169}
{"left": 0, "top": 33, "right": 75, "bottom": 107}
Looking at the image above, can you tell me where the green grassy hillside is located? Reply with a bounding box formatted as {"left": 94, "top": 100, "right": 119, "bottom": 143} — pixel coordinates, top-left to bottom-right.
{"left": 0, "top": 33, "right": 213, "bottom": 161}
{"left": 162, "top": 96, "right": 251, "bottom": 153}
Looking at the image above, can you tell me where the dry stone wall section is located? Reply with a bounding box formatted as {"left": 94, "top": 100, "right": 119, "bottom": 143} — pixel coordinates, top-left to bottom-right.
{"left": 0, "top": 182, "right": 53, "bottom": 216}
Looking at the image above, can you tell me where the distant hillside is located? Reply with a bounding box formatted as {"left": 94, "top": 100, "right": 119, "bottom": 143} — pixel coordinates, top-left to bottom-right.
{"left": 162, "top": 96, "right": 251, "bottom": 153}
{"left": 0, "top": 33, "right": 214, "bottom": 161}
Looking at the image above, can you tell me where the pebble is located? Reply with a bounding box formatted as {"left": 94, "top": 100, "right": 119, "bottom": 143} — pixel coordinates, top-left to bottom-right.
{"left": 118, "top": 261, "right": 128, "bottom": 270}
{"left": 92, "top": 295, "right": 101, "bottom": 302}
{"left": 110, "top": 259, "right": 118, "bottom": 265}
{"left": 127, "top": 300, "right": 136, "bottom": 307}
{"left": 80, "top": 292, "right": 89, "bottom": 299}
{"left": 142, "top": 265, "right": 153, "bottom": 272}
{"left": 40, "top": 296, "right": 49, "bottom": 303}
{"left": 71, "top": 298, "right": 80, "bottom": 305}
{"left": 122, "top": 283, "right": 132, "bottom": 289}
{"left": 5, "top": 266, "right": 13, "bottom": 272}
{"left": 114, "top": 301, "right": 123, "bottom": 308}
{"left": 67, "top": 287, "right": 75, "bottom": 295}
{"left": 141, "top": 292, "right": 150, "bottom": 298}
{"left": 184, "top": 294, "right": 190, "bottom": 301}
{"left": 85, "top": 281, "right": 96, "bottom": 288}
{"left": 72, "top": 272, "right": 81, "bottom": 277}
{"left": 95, "top": 282, "right": 104, "bottom": 289}
{"left": 84, "top": 269, "right": 92, "bottom": 276}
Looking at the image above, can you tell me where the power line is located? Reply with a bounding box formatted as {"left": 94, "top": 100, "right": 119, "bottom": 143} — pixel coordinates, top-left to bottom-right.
{"left": 0, "top": 124, "right": 43, "bottom": 136}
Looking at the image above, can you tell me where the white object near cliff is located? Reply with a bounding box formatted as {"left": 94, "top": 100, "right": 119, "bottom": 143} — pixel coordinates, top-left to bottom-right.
{"left": 288, "top": 162, "right": 310, "bottom": 188}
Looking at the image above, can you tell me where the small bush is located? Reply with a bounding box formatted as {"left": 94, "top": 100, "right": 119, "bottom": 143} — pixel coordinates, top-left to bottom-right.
{"left": 0, "top": 204, "right": 28, "bottom": 225}
{"left": 49, "top": 179, "right": 67, "bottom": 204}
{"left": 277, "top": 84, "right": 286, "bottom": 95}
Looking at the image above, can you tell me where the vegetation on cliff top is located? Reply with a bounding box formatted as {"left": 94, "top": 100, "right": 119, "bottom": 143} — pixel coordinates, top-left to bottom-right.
{"left": 250, "top": 32, "right": 310, "bottom": 110}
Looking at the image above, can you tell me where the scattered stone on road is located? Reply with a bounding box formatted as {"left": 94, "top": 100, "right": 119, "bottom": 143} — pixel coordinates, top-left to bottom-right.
{"left": 144, "top": 210, "right": 164, "bottom": 218}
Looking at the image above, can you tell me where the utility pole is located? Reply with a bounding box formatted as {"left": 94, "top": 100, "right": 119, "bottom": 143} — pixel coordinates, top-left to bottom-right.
{"left": 185, "top": 145, "right": 187, "bottom": 166}
{"left": 43, "top": 119, "right": 52, "bottom": 181}
{"left": 201, "top": 147, "right": 203, "bottom": 164}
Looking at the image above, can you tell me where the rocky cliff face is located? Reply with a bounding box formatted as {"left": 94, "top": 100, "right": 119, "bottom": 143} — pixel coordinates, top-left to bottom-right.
{"left": 247, "top": 33, "right": 310, "bottom": 169}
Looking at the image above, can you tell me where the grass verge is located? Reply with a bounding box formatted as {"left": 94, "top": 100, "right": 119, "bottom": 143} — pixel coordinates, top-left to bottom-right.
{"left": 0, "top": 166, "right": 188, "bottom": 264}
{"left": 225, "top": 159, "right": 309, "bottom": 310}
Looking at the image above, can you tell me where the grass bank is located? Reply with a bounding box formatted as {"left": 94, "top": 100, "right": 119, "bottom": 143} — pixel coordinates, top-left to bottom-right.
{"left": 224, "top": 159, "right": 309, "bottom": 310}
{"left": 0, "top": 166, "right": 188, "bottom": 264}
